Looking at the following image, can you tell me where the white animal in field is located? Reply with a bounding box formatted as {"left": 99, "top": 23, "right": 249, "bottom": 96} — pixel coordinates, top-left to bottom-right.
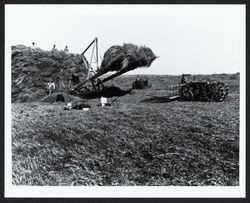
{"left": 47, "top": 82, "right": 56, "bottom": 94}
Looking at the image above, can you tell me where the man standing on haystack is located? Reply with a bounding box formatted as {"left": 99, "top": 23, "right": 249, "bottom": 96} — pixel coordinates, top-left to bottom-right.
{"left": 51, "top": 44, "right": 57, "bottom": 57}
{"left": 64, "top": 46, "right": 69, "bottom": 54}
{"left": 31, "top": 42, "right": 36, "bottom": 50}
{"left": 52, "top": 44, "right": 56, "bottom": 50}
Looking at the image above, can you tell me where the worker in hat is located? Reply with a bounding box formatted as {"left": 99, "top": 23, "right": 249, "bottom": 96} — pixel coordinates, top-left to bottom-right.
{"left": 181, "top": 75, "right": 188, "bottom": 84}
{"left": 52, "top": 44, "right": 56, "bottom": 50}
{"left": 64, "top": 46, "right": 69, "bottom": 53}
{"left": 31, "top": 42, "right": 36, "bottom": 49}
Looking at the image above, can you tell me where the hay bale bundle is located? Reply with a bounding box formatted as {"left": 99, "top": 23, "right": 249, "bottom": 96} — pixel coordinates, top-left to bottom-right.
{"left": 100, "top": 43, "right": 157, "bottom": 74}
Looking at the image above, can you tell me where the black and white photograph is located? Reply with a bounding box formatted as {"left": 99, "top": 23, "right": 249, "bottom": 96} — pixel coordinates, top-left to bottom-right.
{"left": 4, "top": 4, "right": 246, "bottom": 198}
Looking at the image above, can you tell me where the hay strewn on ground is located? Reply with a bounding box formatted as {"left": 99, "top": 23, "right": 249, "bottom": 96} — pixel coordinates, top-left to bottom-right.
{"left": 100, "top": 43, "right": 157, "bottom": 73}
{"left": 40, "top": 92, "right": 83, "bottom": 103}
{"left": 11, "top": 45, "right": 88, "bottom": 102}
{"left": 11, "top": 74, "right": 240, "bottom": 186}
{"left": 12, "top": 93, "right": 239, "bottom": 186}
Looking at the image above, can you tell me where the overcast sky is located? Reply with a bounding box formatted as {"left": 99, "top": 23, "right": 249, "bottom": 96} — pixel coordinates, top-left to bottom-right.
{"left": 5, "top": 5, "right": 245, "bottom": 75}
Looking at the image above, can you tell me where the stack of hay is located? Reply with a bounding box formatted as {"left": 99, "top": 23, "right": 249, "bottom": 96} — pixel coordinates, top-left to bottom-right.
{"left": 99, "top": 43, "right": 157, "bottom": 74}
{"left": 11, "top": 45, "right": 88, "bottom": 102}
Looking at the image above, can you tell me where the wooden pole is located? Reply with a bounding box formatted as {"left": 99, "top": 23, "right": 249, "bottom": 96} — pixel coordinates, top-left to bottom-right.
{"left": 96, "top": 37, "right": 99, "bottom": 70}
{"left": 81, "top": 38, "right": 96, "bottom": 55}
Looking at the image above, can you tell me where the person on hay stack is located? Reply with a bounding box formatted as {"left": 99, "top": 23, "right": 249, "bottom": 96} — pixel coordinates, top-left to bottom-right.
{"left": 51, "top": 44, "right": 57, "bottom": 56}
{"left": 31, "top": 42, "right": 36, "bottom": 50}
{"left": 64, "top": 46, "right": 69, "bottom": 53}
{"left": 52, "top": 44, "right": 57, "bottom": 50}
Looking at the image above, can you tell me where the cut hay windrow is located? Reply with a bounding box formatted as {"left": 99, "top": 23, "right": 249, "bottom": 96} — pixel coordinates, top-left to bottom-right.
{"left": 99, "top": 43, "right": 157, "bottom": 75}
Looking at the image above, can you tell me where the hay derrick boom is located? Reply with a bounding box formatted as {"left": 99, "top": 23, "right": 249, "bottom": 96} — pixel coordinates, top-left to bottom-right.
{"left": 70, "top": 38, "right": 157, "bottom": 98}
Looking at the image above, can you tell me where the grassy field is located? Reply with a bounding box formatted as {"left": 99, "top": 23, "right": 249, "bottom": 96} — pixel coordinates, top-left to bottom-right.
{"left": 11, "top": 74, "right": 240, "bottom": 186}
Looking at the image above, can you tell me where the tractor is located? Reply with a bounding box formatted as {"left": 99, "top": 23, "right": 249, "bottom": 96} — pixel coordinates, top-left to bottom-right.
{"left": 148, "top": 74, "right": 229, "bottom": 102}
{"left": 178, "top": 74, "right": 229, "bottom": 102}
{"left": 132, "top": 76, "right": 152, "bottom": 89}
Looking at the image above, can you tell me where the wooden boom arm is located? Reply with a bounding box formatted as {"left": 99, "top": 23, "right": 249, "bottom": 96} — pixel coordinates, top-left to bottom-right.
{"left": 73, "top": 66, "right": 135, "bottom": 91}
{"left": 100, "top": 67, "right": 134, "bottom": 83}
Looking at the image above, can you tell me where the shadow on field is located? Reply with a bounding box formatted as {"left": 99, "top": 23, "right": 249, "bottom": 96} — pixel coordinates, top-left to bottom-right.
{"left": 141, "top": 96, "right": 176, "bottom": 103}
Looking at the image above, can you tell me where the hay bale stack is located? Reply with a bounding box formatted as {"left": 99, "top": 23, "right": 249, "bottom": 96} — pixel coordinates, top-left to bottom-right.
{"left": 100, "top": 43, "right": 157, "bottom": 74}
{"left": 11, "top": 45, "right": 88, "bottom": 102}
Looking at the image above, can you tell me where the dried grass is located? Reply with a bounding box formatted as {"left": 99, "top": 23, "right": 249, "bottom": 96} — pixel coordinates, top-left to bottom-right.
{"left": 11, "top": 74, "right": 239, "bottom": 186}
{"left": 100, "top": 43, "right": 157, "bottom": 73}
{"left": 11, "top": 45, "right": 88, "bottom": 102}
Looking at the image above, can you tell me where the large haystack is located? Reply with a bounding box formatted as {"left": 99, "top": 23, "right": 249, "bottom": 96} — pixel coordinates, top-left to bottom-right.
{"left": 11, "top": 45, "right": 88, "bottom": 102}
{"left": 100, "top": 43, "right": 157, "bottom": 73}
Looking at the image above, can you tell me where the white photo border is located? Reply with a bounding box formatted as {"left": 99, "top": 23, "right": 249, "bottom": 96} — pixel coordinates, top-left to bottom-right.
{"left": 4, "top": 4, "right": 246, "bottom": 198}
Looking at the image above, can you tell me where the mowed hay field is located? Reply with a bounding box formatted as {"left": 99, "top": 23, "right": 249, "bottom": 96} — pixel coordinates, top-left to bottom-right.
{"left": 12, "top": 74, "right": 240, "bottom": 186}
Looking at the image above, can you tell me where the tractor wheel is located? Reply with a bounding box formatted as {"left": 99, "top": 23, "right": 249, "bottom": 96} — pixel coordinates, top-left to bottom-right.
{"left": 216, "top": 82, "right": 229, "bottom": 101}
{"left": 182, "top": 90, "right": 194, "bottom": 101}
{"left": 208, "top": 82, "right": 228, "bottom": 102}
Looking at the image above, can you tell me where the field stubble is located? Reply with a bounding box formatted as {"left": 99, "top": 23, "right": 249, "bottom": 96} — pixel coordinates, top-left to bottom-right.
{"left": 12, "top": 74, "right": 240, "bottom": 186}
